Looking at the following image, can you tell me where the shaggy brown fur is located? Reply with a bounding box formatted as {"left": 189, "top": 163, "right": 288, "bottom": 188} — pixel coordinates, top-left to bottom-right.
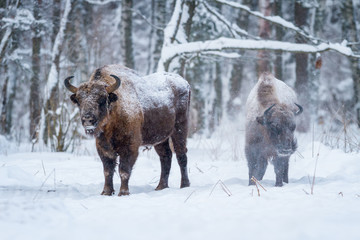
{"left": 65, "top": 65, "right": 191, "bottom": 196}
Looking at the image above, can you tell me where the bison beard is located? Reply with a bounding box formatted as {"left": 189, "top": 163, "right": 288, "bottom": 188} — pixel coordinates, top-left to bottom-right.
{"left": 64, "top": 65, "right": 191, "bottom": 196}
{"left": 245, "top": 72, "right": 303, "bottom": 187}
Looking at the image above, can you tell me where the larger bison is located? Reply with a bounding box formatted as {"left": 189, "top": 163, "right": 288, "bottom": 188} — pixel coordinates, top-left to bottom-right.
{"left": 64, "top": 65, "right": 191, "bottom": 196}
{"left": 245, "top": 72, "right": 303, "bottom": 187}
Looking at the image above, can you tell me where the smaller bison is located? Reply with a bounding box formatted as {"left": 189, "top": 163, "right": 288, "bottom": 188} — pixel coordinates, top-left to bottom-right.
{"left": 64, "top": 65, "right": 191, "bottom": 196}
{"left": 245, "top": 72, "right": 303, "bottom": 187}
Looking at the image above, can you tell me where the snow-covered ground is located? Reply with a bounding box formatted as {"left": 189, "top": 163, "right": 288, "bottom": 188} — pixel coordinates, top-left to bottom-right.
{"left": 1, "top": 128, "right": 360, "bottom": 240}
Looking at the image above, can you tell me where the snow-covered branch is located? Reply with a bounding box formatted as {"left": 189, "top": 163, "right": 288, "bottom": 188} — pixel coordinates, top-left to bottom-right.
{"left": 85, "top": 0, "right": 118, "bottom": 5}
{"left": 215, "top": 0, "right": 320, "bottom": 43}
{"left": 157, "top": 37, "right": 360, "bottom": 71}
{"left": 163, "top": 0, "right": 185, "bottom": 46}
{"left": 202, "top": 1, "right": 249, "bottom": 39}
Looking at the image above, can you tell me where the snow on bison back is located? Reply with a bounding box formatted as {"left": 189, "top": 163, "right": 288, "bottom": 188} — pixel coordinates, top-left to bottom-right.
{"left": 245, "top": 72, "right": 303, "bottom": 187}
{"left": 64, "top": 64, "right": 191, "bottom": 196}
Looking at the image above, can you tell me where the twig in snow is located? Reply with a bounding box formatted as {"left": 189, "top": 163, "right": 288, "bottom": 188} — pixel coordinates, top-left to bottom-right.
{"left": 311, "top": 153, "right": 319, "bottom": 195}
{"left": 338, "top": 192, "right": 343, "bottom": 197}
{"left": 184, "top": 190, "right": 196, "bottom": 203}
{"left": 80, "top": 203, "right": 88, "bottom": 210}
{"left": 195, "top": 164, "right": 204, "bottom": 173}
{"left": 41, "top": 160, "right": 46, "bottom": 176}
{"left": 33, "top": 168, "right": 56, "bottom": 201}
{"left": 296, "top": 150, "right": 304, "bottom": 159}
{"left": 251, "top": 177, "right": 261, "bottom": 196}
{"left": 303, "top": 189, "right": 310, "bottom": 195}
{"left": 251, "top": 176, "right": 267, "bottom": 192}
{"left": 209, "top": 180, "right": 232, "bottom": 197}
{"left": 149, "top": 176, "right": 159, "bottom": 184}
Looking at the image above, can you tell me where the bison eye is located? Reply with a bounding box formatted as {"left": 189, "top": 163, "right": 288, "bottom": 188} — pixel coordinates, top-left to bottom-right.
{"left": 98, "top": 97, "right": 107, "bottom": 106}
{"left": 269, "top": 123, "right": 281, "bottom": 134}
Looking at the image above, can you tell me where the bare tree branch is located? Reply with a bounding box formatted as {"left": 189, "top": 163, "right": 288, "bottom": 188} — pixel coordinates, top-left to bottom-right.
{"left": 215, "top": 0, "right": 322, "bottom": 43}
{"left": 202, "top": 1, "right": 257, "bottom": 39}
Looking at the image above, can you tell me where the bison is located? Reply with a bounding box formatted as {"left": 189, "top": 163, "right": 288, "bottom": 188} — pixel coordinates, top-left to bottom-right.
{"left": 245, "top": 72, "right": 303, "bottom": 187}
{"left": 64, "top": 65, "right": 191, "bottom": 196}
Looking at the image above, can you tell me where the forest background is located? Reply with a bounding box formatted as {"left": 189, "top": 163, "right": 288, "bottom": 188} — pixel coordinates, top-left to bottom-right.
{"left": 1, "top": 0, "right": 359, "bottom": 152}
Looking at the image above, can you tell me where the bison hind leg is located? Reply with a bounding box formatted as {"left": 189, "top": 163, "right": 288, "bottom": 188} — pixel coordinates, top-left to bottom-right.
{"left": 154, "top": 139, "right": 172, "bottom": 191}
{"left": 171, "top": 125, "right": 190, "bottom": 188}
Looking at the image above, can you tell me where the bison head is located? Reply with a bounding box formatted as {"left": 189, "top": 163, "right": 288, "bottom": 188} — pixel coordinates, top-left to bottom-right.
{"left": 64, "top": 75, "right": 121, "bottom": 135}
{"left": 256, "top": 103, "right": 303, "bottom": 156}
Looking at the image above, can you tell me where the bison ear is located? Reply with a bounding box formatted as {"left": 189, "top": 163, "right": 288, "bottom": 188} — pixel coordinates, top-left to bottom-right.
{"left": 108, "top": 93, "right": 118, "bottom": 103}
{"left": 70, "top": 94, "right": 78, "bottom": 105}
{"left": 256, "top": 116, "right": 266, "bottom": 125}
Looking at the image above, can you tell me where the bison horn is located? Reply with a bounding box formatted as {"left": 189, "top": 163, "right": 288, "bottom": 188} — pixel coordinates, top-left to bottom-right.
{"left": 264, "top": 104, "right": 276, "bottom": 117}
{"left": 106, "top": 75, "right": 121, "bottom": 93}
{"left": 64, "top": 76, "right": 77, "bottom": 93}
{"left": 295, "top": 103, "right": 303, "bottom": 116}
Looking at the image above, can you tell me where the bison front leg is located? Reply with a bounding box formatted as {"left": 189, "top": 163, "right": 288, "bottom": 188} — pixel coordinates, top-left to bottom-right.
{"left": 273, "top": 156, "right": 290, "bottom": 187}
{"left": 96, "top": 140, "right": 117, "bottom": 196}
{"left": 118, "top": 148, "right": 139, "bottom": 196}
{"left": 101, "top": 158, "right": 116, "bottom": 195}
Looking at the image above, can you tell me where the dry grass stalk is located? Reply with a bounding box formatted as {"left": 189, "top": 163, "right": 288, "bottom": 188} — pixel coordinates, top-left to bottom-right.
{"left": 33, "top": 168, "right": 56, "bottom": 201}
{"left": 251, "top": 176, "right": 267, "bottom": 192}
{"left": 311, "top": 153, "right": 319, "bottom": 195}
{"left": 209, "top": 180, "right": 232, "bottom": 197}
{"left": 184, "top": 190, "right": 196, "bottom": 203}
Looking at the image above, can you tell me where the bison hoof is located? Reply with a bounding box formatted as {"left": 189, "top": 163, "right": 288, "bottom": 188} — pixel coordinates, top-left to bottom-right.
{"left": 101, "top": 189, "right": 115, "bottom": 196}
{"left": 275, "top": 182, "right": 283, "bottom": 187}
{"left": 180, "top": 181, "right": 190, "bottom": 188}
{"left": 155, "top": 183, "right": 169, "bottom": 191}
{"left": 118, "top": 190, "right": 130, "bottom": 196}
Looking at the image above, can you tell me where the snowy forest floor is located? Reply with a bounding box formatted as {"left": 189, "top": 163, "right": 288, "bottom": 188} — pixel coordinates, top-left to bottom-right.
{"left": 1, "top": 127, "right": 360, "bottom": 240}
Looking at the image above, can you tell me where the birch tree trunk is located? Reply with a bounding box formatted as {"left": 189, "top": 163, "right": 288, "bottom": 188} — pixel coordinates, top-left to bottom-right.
{"left": 30, "top": 0, "right": 42, "bottom": 141}
{"left": 42, "top": 0, "right": 72, "bottom": 150}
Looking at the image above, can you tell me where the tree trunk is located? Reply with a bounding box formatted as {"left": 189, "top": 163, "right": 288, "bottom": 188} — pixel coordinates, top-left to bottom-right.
{"left": 30, "top": 0, "right": 42, "bottom": 141}
{"left": 147, "top": 0, "right": 155, "bottom": 74}
{"left": 0, "top": 72, "right": 8, "bottom": 135}
{"left": 209, "top": 62, "right": 222, "bottom": 134}
{"left": 227, "top": 0, "right": 251, "bottom": 118}
{"left": 179, "top": 0, "right": 196, "bottom": 77}
{"left": 257, "top": 0, "right": 272, "bottom": 75}
{"left": 152, "top": 0, "right": 166, "bottom": 73}
{"left": 120, "top": 0, "right": 134, "bottom": 69}
{"left": 294, "top": 2, "right": 309, "bottom": 132}
{"left": 42, "top": 0, "right": 72, "bottom": 150}
{"left": 309, "top": 0, "right": 325, "bottom": 123}
{"left": 274, "top": 0, "right": 282, "bottom": 80}
{"left": 341, "top": 0, "right": 360, "bottom": 126}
